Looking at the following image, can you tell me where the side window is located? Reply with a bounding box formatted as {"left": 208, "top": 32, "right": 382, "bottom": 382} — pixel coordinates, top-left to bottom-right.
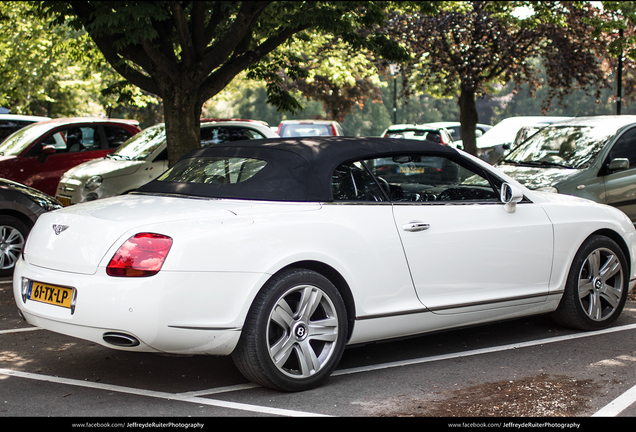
{"left": 608, "top": 128, "right": 636, "bottom": 168}
{"left": 332, "top": 161, "right": 387, "bottom": 202}
{"left": 214, "top": 127, "right": 235, "bottom": 143}
{"left": 39, "top": 126, "right": 100, "bottom": 153}
{"left": 76, "top": 127, "right": 99, "bottom": 151}
{"left": 104, "top": 126, "right": 134, "bottom": 149}
{"left": 364, "top": 154, "right": 500, "bottom": 203}
{"left": 242, "top": 128, "right": 266, "bottom": 140}
{"left": 201, "top": 127, "right": 218, "bottom": 146}
{"left": 220, "top": 127, "right": 265, "bottom": 141}
{"left": 200, "top": 127, "right": 265, "bottom": 146}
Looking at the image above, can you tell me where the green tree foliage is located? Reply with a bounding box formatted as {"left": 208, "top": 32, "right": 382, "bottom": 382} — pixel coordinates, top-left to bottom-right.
{"left": 274, "top": 34, "right": 387, "bottom": 123}
{"left": 43, "top": 1, "right": 408, "bottom": 166}
{"left": 0, "top": 1, "right": 161, "bottom": 123}
{"left": 0, "top": 1, "right": 97, "bottom": 116}
{"left": 594, "top": 2, "right": 636, "bottom": 112}
{"left": 383, "top": 1, "right": 612, "bottom": 156}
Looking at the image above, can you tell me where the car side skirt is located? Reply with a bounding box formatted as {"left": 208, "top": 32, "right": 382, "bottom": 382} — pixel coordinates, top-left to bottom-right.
{"left": 348, "top": 292, "right": 563, "bottom": 346}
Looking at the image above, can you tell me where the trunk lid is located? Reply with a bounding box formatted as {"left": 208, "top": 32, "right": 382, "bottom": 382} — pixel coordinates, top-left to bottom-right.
{"left": 24, "top": 194, "right": 237, "bottom": 275}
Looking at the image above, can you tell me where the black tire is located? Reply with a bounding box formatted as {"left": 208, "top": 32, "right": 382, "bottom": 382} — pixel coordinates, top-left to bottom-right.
{"left": 0, "top": 215, "right": 30, "bottom": 277}
{"left": 231, "top": 268, "right": 348, "bottom": 392}
{"left": 551, "top": 235, "right": 629, "bottom": 330}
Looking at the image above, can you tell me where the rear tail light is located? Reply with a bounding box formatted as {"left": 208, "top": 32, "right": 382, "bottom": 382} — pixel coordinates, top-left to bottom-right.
{"left": 106, "top": 233, "right": 173, "bottom": 277}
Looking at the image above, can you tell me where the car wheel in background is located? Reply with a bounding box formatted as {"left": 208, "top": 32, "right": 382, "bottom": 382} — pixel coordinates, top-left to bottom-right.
{"left": 0, "top": 216, "right": 30, "bottom": 276}
{"left": 551, "top": 235, "right": 629, "bottom": 330}
{"left": 232, "top": 268, "right": 348, "bottom": 391}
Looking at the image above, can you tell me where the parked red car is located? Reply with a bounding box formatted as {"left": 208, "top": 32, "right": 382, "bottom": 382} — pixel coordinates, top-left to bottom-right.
{"left": 0, "top": 118, "right": 140, "bottom": 196}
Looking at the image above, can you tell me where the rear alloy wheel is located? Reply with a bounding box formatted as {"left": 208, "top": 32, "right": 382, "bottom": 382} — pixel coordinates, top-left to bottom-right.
{"left": 232, "top": 269, "right": 348, "bottom": 391}
{"left": 551, "top": 235, "right": 628, "bottom": 330}
{"left": 0, "top": 216, "right": 29, "bottom": 276}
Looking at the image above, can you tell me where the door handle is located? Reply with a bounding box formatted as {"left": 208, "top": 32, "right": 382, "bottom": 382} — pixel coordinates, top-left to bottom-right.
{"left": 402, "top": 222, "right": 430, "bottom": 232}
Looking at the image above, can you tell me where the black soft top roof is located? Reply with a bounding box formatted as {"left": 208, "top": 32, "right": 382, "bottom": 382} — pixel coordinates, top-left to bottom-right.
{"left": 137, "top": 136, "right": 458, "bottom": 202}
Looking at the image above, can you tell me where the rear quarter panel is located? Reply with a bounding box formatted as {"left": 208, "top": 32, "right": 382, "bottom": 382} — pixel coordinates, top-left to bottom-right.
{"left": 133, "top": 202, "right": 420, "bottom": 323}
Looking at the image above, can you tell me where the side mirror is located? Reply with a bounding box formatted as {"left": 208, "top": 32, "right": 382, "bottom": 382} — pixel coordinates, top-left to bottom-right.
{"left": 608, "top": 158, "right": 629, "bottom": 172}
{"left": 500, "top": 182, "right": 524, "bottom": 213}
{"left": 42, "top": 145, "right": 56, "bottom": 155}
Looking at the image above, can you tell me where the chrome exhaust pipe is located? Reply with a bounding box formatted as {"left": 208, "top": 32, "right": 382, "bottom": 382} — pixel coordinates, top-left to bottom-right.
{"left": 102, "top": 332, "right": 140, "bottom": 347}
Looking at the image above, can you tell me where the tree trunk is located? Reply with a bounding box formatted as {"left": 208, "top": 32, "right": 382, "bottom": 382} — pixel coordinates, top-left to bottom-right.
{"left": 162, "top": 89, "right": 203, "bottom": 167}
{"left": 458, "top": 86, "right": 479, "bottom": 156}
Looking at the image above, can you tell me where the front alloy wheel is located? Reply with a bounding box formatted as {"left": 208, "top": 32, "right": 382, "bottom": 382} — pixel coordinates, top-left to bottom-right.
{"left": 232, "top": 269, "right": 348, "bottom": 391}
{"left": 551, "top": 235, "right": 628, "bottom": 330}
{"left": 577, "top": 247, "right": 624, "bottom": 322}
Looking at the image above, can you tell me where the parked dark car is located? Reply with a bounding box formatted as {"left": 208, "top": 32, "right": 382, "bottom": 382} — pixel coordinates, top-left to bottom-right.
{"left": 0, "top": 117, "right": 141, "bottom": 196}
{"left": 0, "top": 114, "right": 51, "bottom": 142}
{"left": 0, "top": 178, "right": 62, "bottom": 275}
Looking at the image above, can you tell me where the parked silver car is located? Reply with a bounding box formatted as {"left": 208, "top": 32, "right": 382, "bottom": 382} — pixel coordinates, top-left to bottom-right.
{"left": 56, "top": 119, "right": 278, "bottom": 206}
{"left": 497, "top": 115, "right": 636, "bottom": 222}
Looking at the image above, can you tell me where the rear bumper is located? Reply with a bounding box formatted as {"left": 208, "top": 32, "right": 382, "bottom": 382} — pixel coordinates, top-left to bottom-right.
{"left": 12, "top": 259, "right": 267, "bottom": 355}
{"left": 17, "top": 309, "right": 241, "bottom": 355}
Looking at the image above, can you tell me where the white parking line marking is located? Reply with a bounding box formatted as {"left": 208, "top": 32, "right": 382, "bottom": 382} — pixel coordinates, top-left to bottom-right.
{"left": 335, "top": 323, "right": 636, "bottom": 376}
{"left": 2, "top": 323, "right": 635, "bottom": 415}
{"left": 593, "top": 383, "right": 636, "bottom": 417}
{"left": 0, "top": 368, "right": 328, "bottom": 417}
{"left": 0, "top": 327, "right": 40, "bottom": 335}
{"left": 180, "top": 383, "right": 259, "bottom": 397}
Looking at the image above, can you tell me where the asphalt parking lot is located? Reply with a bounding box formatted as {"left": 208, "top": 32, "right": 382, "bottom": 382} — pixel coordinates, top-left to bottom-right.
{"left": 2, "top": 276, "right": 636, "bottom": 423}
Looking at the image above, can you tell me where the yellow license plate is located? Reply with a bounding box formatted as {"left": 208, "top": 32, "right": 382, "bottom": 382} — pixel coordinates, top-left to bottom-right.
{"left": 398, "top": 167, "right": 426, "bottom": 174}
{"left": 56, "top": 196, "right": 72, "bottom": 207}
{"left": 28, "top": 281, "right": 74, "bottom": 309}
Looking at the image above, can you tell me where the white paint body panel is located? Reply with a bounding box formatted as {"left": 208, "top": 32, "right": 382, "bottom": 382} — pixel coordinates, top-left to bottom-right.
{"left": 13, "top": 187, "right": 636, "bottom": 355}
{"left": 393, "top": 201, "right": 554, "bottom": 312}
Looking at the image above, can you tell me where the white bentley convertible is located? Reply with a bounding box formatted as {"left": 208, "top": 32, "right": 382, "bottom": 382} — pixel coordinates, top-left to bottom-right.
{"left": 13, "top": 137, "right": 636, "bottom": 391}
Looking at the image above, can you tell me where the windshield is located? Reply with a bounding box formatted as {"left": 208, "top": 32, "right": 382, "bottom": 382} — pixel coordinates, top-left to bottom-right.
{"left": 502, "top": 126, "right": 613, "bottom": 169}
{"left": 0, "top": 122, "right": 55, "bottom": 156}
{"left": 109, "top": 123, "right": 165, "bottom": 161}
